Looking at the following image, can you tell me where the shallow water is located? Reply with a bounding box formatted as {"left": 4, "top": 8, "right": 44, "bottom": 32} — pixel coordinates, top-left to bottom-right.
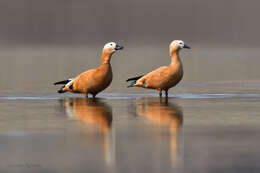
{"left": 0, "top": 92, "right": 260, "bottom": 173}
{"left": 0, "top": 0, "right": 260, "bottom": 172}
{"left": 1, "top": 42, "right": 260, "bottom": 173}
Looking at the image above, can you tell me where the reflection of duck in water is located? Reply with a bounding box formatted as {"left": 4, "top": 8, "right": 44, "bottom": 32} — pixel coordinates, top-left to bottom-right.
{"left": 136, "top": 98, "right": 183, "bottom": 166}
{"left": 63, "top": 98, "right": 112, "bottom": 132}
{"left": 63, "top": 98, "right": 114, "bottom": 165}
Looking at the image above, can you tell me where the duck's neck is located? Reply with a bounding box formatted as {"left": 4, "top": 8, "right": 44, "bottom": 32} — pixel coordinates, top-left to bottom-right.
{"left": 170, "top": 50, "right": 181, "bottom": 66}
{"left": 101, "top": 51, "right": 112, "bottom": 65}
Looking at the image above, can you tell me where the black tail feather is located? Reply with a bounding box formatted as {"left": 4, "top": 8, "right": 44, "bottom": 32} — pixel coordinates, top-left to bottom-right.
{"left": 126, "top": 75, "right": 143, "bottom": 82}
{"left": 57, "top": 85, "right": 67, "bottom": 93}
{"left": 54, "top": 80, "right": 70, "bottom": 85}
{"left": 54, "top": 79, "right": 72, "bottom": 93}
{"left": 126, "top": 75, "right": 143, "bottom": 88}
{"left": 57, "top": 89, "right": 66, "bottom": 93}
{"left": 127, "top": 81, "right": 137, "bottom": 88}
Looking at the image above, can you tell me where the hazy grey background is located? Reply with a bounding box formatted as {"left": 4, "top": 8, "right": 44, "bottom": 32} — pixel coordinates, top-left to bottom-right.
{"left": 1, "top": 1, "right": 260, "bottom": 173}
{"left": 0, "top": 0, "right": 260, "bottom": 93}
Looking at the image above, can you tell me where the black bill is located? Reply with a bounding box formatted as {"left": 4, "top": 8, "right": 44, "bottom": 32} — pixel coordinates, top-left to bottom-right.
{"left": 183, "top": 44, "right": 191, "bottom": 49}
{"left": 115, "top": 45, "right": 124, "bottom": 50}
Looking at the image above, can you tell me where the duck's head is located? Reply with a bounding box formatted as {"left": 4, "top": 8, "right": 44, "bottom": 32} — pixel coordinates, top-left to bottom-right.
{"left": 103, "top": 42, "right": 124, "bottom": 55}
{"left": 169, "top": 40, "right": 190, "bottom": 54}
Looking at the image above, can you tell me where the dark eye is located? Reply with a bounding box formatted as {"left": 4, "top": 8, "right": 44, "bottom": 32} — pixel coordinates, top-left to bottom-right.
{"left": 110, "top": 44, "right": 113, "bottom": 46}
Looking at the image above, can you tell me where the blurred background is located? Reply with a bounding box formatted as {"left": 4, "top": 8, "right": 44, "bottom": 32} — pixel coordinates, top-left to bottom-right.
{"left": 0, "top": 0, "right": 260, "bottom": 93}
{"left": 1, "top": 2, "right": 260, "bottom": 173}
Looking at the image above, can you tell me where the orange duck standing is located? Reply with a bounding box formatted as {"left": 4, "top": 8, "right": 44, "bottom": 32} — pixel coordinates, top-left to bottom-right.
{"left": 54, "top": 42, "right": 123, "bottom": 98}
{"left": 127, "top": 40, "right": 190, "bottom": 97}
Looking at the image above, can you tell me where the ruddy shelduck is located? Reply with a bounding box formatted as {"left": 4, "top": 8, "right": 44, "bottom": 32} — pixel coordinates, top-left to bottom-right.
{"left": 54, "top": 42, "right": 123, "bottom": 98}
{"left": 127, "top": 40, "right": 190, "bottom": 97}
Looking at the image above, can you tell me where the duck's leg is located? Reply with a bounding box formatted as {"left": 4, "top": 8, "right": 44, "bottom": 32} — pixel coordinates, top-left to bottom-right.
{"left": 165, "top": 89, "right": 168, "bottom": 98}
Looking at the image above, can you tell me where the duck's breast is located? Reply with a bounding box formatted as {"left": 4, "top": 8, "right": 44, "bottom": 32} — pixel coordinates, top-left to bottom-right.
{"left": 87, "top": 64, "right": 113, "bottom": 94}
{"left": 164, "top": 64, "right": 183, "bottom": 89}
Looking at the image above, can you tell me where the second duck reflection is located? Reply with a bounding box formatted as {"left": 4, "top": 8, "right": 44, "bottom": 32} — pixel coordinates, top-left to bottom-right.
{"left": 135, "top": 97, "right": 183, "bottom": 166}
{"left": 62, "top": 97, "right": 183, "bottom": 167}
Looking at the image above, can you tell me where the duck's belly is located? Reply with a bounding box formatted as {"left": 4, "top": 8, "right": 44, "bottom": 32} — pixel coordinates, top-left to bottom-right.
{"left": 87, "top": 79, "right": 112, "bottom": 94}
{"left": 161, "top": 75, "right": 183, "bottom": 89}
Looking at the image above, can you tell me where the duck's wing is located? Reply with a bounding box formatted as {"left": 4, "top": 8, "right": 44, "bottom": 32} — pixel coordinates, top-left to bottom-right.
{"left": 145, "top": 66, "right": 170, "bottom": 78}
{"left": 54, "top": 78, "right": 73, "bottom": 85}
{"left": 71, "top": 67, "right": 107, "bottom": 92}
{"left": 126, "top": 75, "right": 144, "bottom": 82}
{"left": 127, "top": 66, "right": 169, "bottom": 88}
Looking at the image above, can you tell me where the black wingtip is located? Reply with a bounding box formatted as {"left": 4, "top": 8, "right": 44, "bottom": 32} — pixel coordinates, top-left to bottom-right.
{"left": 126, "top": 75, "right": 143, "bottom": 82}
{"left": 54, "top": 80, "right": 71, "bottom": 85}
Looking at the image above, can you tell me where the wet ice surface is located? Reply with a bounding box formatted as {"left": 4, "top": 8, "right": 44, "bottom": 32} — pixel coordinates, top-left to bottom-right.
{"left": 0, "top": 92, "right": 260, "bottom": 173}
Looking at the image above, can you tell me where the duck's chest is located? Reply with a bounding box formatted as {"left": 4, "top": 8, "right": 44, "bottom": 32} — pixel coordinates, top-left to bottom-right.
{"left": 165, "top": 64, "right": 183, "bottom": 86}
{"left": 100, "top": 65, "right": 113, "bottom": 84}
{"left": 92, "top": 65, "right": 113, "bottom": 91}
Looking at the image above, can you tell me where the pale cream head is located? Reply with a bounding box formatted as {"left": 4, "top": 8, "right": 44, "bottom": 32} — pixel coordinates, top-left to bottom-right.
{"left": 103, "top": 42, "right": 124, "bottom": 54}
{"left": 101, "top": 42, "right": 124, "bottom": 64}
{"left": 169, "top": 40, "right": 190, "bottom": 55}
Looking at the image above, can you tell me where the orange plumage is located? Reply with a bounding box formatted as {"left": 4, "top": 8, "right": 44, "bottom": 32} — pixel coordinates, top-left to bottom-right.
{"left": 54, "top": 42, "right": 123, "bottom": 98}
{"left": 127, "top": 40, "right": 190, "bottom": 97}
